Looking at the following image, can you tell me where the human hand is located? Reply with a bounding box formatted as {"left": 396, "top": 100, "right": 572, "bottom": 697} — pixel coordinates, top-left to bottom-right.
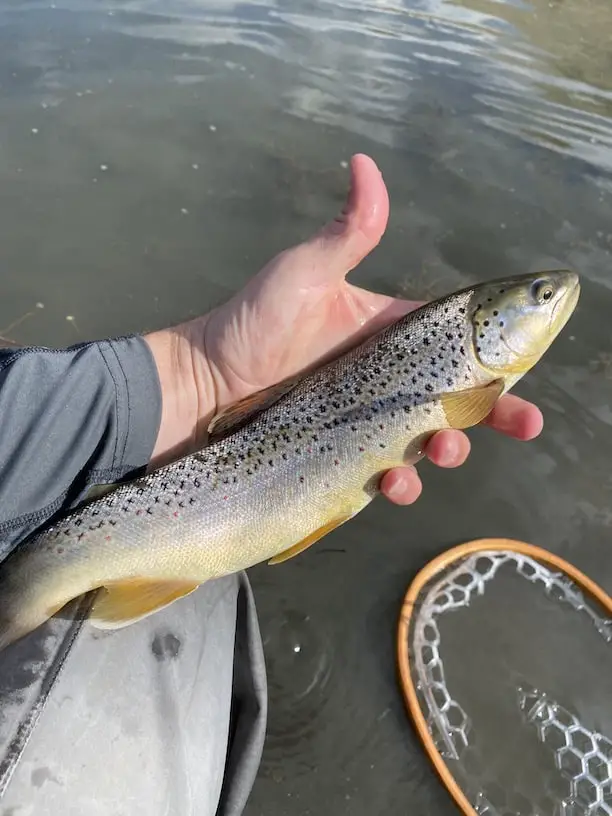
{"left": 146, "top": 153, "right": 543, "bottom": 504}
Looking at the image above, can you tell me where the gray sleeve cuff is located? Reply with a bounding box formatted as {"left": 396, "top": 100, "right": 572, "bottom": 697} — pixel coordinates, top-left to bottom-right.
{"left": 96, "top": 335, "right": 162, "bottom": 477}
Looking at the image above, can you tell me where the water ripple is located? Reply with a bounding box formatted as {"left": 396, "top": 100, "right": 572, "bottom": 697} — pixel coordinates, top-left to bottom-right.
{"left": 2, "top": 0, "right": 612, "bottom": 171}
{"left": 77, "top": 0, "right": 611, "bottom": 173}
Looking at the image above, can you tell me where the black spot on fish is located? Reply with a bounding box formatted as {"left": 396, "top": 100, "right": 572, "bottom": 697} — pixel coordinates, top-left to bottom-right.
{"left": 151, "top": 632, "right": 182, "bottom": 662}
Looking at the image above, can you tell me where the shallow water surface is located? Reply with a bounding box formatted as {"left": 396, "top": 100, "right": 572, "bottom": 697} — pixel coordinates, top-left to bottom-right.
{"left": 1, "top": 0, "right": 612, "bottom": 813}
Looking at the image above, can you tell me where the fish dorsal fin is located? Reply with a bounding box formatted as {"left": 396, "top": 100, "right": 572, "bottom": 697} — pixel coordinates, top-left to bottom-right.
{"left": 82, "top": 482, "right": 122, "bottom": 504}
{"left": 441, "top": 379, "right": 504, "bottom": 429}
{"left": 80, "top": 474, "right": 150, "bottom": 508}
{"left": 88, "top": 578, "right": 200, "bottom": 630}
{"left": 207, "top": 375, "right": 301, "bottom": 443}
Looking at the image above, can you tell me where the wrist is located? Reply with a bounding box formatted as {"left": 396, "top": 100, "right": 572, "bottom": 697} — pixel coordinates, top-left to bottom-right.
{"left": 144, "top": 315, "right": 217, "bottom": 468}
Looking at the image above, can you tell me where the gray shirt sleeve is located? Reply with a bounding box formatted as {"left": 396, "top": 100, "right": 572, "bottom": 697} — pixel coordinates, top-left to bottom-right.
{"left": 0, "top": 336, "right": 162, "bottom": 559}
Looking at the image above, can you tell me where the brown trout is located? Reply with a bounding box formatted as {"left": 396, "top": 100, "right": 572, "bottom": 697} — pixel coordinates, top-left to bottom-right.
{"left": 0, "top": 270, "right": 579, "bottom": 649}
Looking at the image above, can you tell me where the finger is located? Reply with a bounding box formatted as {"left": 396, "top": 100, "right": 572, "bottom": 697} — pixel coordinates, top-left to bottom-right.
{"left": 380, "top": 466, "right": 423, "bottom": 505}
{"left": 321, "top": 153, "right": 390, "bottom": 264}
{"left": 481, "top": 393, "right": 543, "bottom": 440}
{"left": 274, "top": 153, "right": 390, "bottom": 289}
{"left": 425, "top": 430, "right": 471, "bottom": 468}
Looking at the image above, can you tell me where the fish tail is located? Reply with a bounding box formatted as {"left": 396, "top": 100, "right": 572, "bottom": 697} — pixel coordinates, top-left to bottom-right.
{"left": 0, "top": 597, "right": 46, "bottom": 651}
{"left": 0, "top": 618, "right": 33, "bottom": 651}
{"left": 0, "top": 570, "right": 61, "bottom": 651}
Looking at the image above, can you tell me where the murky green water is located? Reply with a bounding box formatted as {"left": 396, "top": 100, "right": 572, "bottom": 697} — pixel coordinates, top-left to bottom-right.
{"left": 1, "top": 0, "right": 612, "bottom": 813}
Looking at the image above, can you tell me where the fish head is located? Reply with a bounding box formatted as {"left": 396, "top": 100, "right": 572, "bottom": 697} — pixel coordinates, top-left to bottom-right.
{"left": 469, "top": 269, "right": 580, "bottom": 381}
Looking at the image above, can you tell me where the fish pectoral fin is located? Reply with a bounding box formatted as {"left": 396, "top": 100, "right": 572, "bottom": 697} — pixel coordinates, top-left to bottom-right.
{"left": 207, "top": 375, "right": 302, "bottom": 443}
{"left": 440, "top": 379, "right": 504, "bottom": 429}
{"left": 89, "top": 578, "right": 200, "bottom": 630}
{"left": 268, "top": 513, "right": 354, "bottom": 565}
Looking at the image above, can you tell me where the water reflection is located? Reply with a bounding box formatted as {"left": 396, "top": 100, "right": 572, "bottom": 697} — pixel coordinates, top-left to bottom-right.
{"left": 5, "top": 0, "right": 610, "bottom": 170}
{"left": 98, "top": 0, "right": 612, "bottom": 171}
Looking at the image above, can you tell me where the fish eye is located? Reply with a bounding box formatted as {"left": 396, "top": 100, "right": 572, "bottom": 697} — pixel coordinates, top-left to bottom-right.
{"left": 531, "top": 279, "right": 555, "bottom": 305}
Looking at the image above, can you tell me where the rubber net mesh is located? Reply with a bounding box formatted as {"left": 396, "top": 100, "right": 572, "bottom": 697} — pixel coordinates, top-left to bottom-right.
{"left": 411, "top": 550, "right": 612, "bottom": 815}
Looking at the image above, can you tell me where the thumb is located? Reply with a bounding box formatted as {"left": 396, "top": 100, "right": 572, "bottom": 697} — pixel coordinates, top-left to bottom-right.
{"left": 277, "top": 153, "right": 390, "bottom": 285}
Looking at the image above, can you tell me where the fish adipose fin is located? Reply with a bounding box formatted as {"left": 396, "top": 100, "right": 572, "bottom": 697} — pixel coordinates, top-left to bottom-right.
{"left": 89, "top": 578, "right": 200, "bottom": 630}
{"left": 268, "top": 513, "right": 354, "bottom": 565}
{"left": 441, "top": 379, "right": 504, "bottom": 429}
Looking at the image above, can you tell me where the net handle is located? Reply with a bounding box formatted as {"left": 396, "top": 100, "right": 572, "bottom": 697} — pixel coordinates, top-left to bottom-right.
{"left": 396, "top": 537, "right": 612, "bottom": 816}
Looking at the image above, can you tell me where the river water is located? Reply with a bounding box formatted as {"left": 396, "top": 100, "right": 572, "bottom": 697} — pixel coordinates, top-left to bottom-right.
{"left": 1, "top": 0, "right": 611, "bottom": 814}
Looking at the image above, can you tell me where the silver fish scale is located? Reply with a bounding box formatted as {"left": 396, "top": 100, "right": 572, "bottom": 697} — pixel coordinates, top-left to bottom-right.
{"left": 35, "top": 289, "right": 479, "bottom": 555}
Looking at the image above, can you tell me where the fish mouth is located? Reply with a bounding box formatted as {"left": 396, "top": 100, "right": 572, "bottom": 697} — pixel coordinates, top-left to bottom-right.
{"left": 550, "top": 277, "right": 580, "bottom": 332}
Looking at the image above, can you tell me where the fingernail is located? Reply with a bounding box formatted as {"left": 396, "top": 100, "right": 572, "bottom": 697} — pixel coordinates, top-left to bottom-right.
{"left": 342, "top": 171, "right": 357, "bottom": 218}
{"left": 386, "top": 476, "right": 405, "bottom": 499}
{"left": 327, "top": 175, "right": 356, "bottom": 237}
{"left": 441, "top": 433, "right": 460, "bottom": 465}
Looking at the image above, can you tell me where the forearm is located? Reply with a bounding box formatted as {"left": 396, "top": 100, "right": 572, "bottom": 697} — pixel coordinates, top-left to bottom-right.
{"left": 144, "top": 316, "right": 218, "bottom": 468}
{"left": 0, "top": 337, "right": 161, "bottom": 558}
